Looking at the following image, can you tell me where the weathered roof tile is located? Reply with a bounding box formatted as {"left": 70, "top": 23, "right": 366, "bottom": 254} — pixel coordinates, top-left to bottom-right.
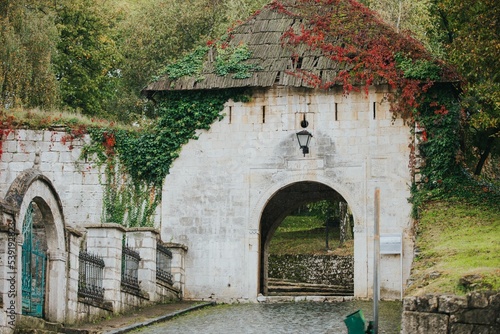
{"left": 143, "top": 0, "right": 442, "bottom": 95}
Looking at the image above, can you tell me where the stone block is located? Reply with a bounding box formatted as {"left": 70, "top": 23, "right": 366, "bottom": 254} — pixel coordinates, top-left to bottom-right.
{"left": 25, "top": 130, "right": 42, "bottom": 141}
{"left": 8, "top": 161, "right": 29, "bottom": 172}
{"left": 401, "top": 311, "right": 449, "bottom": 334}
{"left": 489, "top": 292, "right": 500, "bottom": 309}
{"left": 449, "top": 323, "right": 474, "bottom": 334}
{"left": 439, "top": 294, "right": 468, "bottom": 313}
{"left": 413, "top": 295, "right": 439, "bottom": 312}
{"left": 41, "top": 151, "right": 60, "bottom": 163}
{"left": 11, "top": 151, "right": 33, "bottom": 163}
{"left": 451, "top": 309, "right": 498, "bottom": 325}
{"left": 3, "top": 141, "right": 17, "bottom": 153}
{"left": 469, "top": 291, "right": 490, "bottom": 308}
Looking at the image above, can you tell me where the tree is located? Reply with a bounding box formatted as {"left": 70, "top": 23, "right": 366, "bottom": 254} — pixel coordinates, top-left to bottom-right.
{"left": 0, "top": 0, "right": 58, "bottom": 109}
{"left": 114, "top": 0, "right": 268, "bottom": 120}
{"left": 431, "top": 0, "right": 500, "bottom": 176}
{"left": 361, "top": 0, "right": 435, "bottom": 51}
{"left": 53, "top": 0, "right": 121, "bottom": 117}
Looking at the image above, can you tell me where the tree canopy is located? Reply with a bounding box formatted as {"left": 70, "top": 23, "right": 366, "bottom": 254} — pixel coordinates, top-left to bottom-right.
{"left": 431, "top": 0, "right": 500, "bottom": 176}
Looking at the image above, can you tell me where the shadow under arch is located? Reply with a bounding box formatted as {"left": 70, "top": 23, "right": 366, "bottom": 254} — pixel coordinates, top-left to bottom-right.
{"left": 4, "top": 168, "right": 67, "bottom": 322}
{"left": 258, "top": 180, "right": 353, "bottom": 295}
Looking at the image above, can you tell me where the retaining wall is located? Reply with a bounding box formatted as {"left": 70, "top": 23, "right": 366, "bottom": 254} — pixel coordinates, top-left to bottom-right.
{"left": 401, "top": 291, "right": 500, "bottom": 334}
{"left": 268, "top": 254, "right": 354, "bottom": 287}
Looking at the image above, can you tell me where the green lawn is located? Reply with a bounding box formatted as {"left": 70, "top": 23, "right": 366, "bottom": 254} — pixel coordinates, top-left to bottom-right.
{"left": 269, "top": 199, "right": 499, "bottom": 296}
{"left": 268, "top": 215, "right": 353, "bottom": 256}
{"left": 407, "top": 199, "right": 500, "bottom": 295}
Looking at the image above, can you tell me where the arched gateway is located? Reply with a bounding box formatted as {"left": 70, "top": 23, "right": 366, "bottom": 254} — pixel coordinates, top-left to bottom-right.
{"left": 144, "top": 1, "right": 419, "bottom": 302}
{"left": 258, "top": 180, "right": 353, "bottom": 296}
{"left": 4, "top": 169, "right": 67, "bottom": 322}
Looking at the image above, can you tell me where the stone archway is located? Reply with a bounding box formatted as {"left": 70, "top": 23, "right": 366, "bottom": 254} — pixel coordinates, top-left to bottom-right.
{"left": 258, "top": 180, "right": 354, "bottom": 296}
{"left": 4, "top": 169, "right": 67, "bottom": 323}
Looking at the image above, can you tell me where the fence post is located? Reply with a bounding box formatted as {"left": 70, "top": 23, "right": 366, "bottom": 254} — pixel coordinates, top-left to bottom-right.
{"left": 163, "top": 242, "right": 188, "bottom": 296}
{"left": 65, "top": 227, "right": 83, "bottom": 324}
{"left": 86, "top": 224, "right": 126, "bottom": 313}
{"left": 125, "top": 228, "right": 158, "bottom": 301}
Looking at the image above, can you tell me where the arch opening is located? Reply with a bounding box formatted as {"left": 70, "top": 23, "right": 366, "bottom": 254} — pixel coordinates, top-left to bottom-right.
{"left": 259, "top": 181, "right": 354, "bottom": 296}
{"left": 5, "top": 169, "right": 67, "bottom": 323}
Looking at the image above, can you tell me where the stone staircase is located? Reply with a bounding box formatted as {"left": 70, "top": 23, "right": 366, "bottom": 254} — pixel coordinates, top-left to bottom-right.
{"left": 14, "top": 315, "right": 64, "bottom": 334}
{"left": 267, "top": 278, "right": 354, "bottom": 296}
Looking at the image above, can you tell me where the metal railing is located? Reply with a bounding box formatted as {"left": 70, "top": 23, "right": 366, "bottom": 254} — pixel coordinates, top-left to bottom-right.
{"left": 78, "top": 251, "right": 105, "bottom": 301}
{"left": 156, "top": 243, "right": 173, "bottom": 285}
{"left": 121, "top": 245, "right": 141, "bottom": 291}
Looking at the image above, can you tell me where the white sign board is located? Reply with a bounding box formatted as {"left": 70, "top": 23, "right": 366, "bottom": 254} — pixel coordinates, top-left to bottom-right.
{"left": 380, "top": 233, "right": 402, "bottom": 255}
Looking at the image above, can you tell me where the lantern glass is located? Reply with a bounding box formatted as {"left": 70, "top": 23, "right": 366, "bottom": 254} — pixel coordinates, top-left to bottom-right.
{"left": 296, "top": 130, "right": 312, "bottom": 148}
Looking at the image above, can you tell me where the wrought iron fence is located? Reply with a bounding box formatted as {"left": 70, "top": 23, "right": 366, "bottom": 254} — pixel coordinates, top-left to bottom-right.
{"left": 156, "top": 243, "right": 173, "bottom": 285}
{"left": 121, "top": 245, "right": 141, "bottom": 291}
{"left": 78, "top": 251, "right": 105, "bottom": 301}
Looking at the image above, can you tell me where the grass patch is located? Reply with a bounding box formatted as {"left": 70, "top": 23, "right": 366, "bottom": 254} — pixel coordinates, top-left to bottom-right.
{"left": 407, "top": 199, "right": 500, "bottom": 296}
{"left": 1, "top": 107, "right": 137, "bottom": 131}
{"left": 269, "top": 215, "right": 354, "bottom": 256}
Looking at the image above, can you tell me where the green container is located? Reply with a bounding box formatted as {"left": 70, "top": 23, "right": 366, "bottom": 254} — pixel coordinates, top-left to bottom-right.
{"left": 344, "top": 309, "right": 366, "bottom": 334}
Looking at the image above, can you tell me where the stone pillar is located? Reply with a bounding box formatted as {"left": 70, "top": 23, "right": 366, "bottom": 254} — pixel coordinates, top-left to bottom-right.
{"left": 65, "top": 227, "right": 83, "bottom": 324}
{"left": 126, "top": 228, "right": 159, "bottom": 301}
{"left": 246, "top": 229, "right": 260, "bottom": 302}
{"left": 86, "top": 224, "right": 126, "bottom": 313}
{"left": 163, "top": 243, "right": 188, "bottom": 296}
{"left": 46, "top": 250, "right": 67, "bottom": 322}
{"left": 0, "top": 202, "right": 18, "bottom": 334}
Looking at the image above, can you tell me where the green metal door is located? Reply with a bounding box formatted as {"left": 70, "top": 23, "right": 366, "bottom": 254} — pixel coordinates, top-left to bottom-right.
{"left": 22, "top": 202, "right": 46, "bottom": 318}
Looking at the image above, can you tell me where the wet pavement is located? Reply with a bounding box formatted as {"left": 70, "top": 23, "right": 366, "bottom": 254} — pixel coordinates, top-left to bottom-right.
{"left": 129, "top": 300, "right": 402, "bottom": 334}
{"left": 63, "top": 299, "right": 401, "bottom": 334}
{"left": 63, "top": 301, "right": 214, "bottom": 334}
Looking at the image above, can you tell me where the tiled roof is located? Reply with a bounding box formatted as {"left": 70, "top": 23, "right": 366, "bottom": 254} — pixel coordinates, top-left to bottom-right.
{"left": 142, "top": 0, "right": 433, "bottom": 94}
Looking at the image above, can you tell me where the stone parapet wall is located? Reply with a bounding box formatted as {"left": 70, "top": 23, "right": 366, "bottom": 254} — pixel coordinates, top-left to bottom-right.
{"left": 0, "top": 129, "right": 103, "bottom": 229}
{"left": 0, "top": 129, "right": 163, "bottom": 229}
{"left": 268, "top": 254, "right": 353, "bottom": 287}
{"left": 401, "top": 291, "right": 500, "bottom": 334}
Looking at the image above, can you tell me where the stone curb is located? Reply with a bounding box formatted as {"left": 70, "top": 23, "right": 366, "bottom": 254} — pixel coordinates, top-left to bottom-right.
{"left": 103, "top": 302, "right": 216, "bottom": 334}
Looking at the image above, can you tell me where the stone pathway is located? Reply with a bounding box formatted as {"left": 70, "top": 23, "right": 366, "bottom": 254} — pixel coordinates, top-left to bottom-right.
{"left": 62, "top": 301, "right": 214, "bottom": 334}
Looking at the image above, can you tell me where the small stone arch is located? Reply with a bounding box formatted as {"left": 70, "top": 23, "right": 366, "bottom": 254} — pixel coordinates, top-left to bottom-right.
{"left": 250, "top": 174, "right": 359, "bottom": 296}
{"left": 4, "top": 168, "right": 67, "bottom": 323}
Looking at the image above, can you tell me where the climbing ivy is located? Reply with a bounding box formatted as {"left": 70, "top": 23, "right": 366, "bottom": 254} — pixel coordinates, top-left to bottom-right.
{"left": 266, "top": 0, "right": 497, "bottom": 210}
{"left": 395, "top": 53, "right": 442, "bottom": 81}
{"left": 415, "top": 84, "right": 462, "bottom": 185}
{"left": 82, "top": 89, "right": 247, "bottom": 227}
{"left": 156, "top": 40, "right": 260, "bottom": 82}
{"left": 214, "top": 43, "right": 260, "bottom": 79}
{"left": 160, "top": 46, "right": 210, "bottom": 81}
{"left": 82, "top": 22, "right": 257, "bottom": 227}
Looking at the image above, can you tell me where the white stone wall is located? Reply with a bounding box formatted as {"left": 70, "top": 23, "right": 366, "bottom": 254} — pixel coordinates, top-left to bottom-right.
{"left": 161, "top": 86, "right": 414, "bottom": 302}
{"left": 0, "top": 84, "right": 415, "bottom": 307}
{"left": 0, "top": 130, "right": 103, "bottom": 229}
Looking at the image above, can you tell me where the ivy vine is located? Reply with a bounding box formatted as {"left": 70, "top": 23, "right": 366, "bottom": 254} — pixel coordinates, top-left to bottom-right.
{"left": 82, "top": 89, "right": 247, "bottom": 227}
{"left": 156, "top": 41, "right": 260, "bottom": 82}
{"left": 214, "top": 43, "right": 260, "bottom": 79}
{"left": 160, "top": 46, "right": 209, "bottom": 81}
{"left": 395, "top": 53, "right": 442, "bottom": 81}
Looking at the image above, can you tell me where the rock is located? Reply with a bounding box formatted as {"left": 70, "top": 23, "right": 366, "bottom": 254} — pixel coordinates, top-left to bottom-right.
{"left": 438, "top": 295, "right": 467, "bottom": 313}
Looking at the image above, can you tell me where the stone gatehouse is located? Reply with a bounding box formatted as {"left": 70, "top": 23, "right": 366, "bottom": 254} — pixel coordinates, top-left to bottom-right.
{"left": 152, "top": 85, "right": 413, "bottom": 302}
{"left": 0, "top": 0, "right": 451, "bottom": 331}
